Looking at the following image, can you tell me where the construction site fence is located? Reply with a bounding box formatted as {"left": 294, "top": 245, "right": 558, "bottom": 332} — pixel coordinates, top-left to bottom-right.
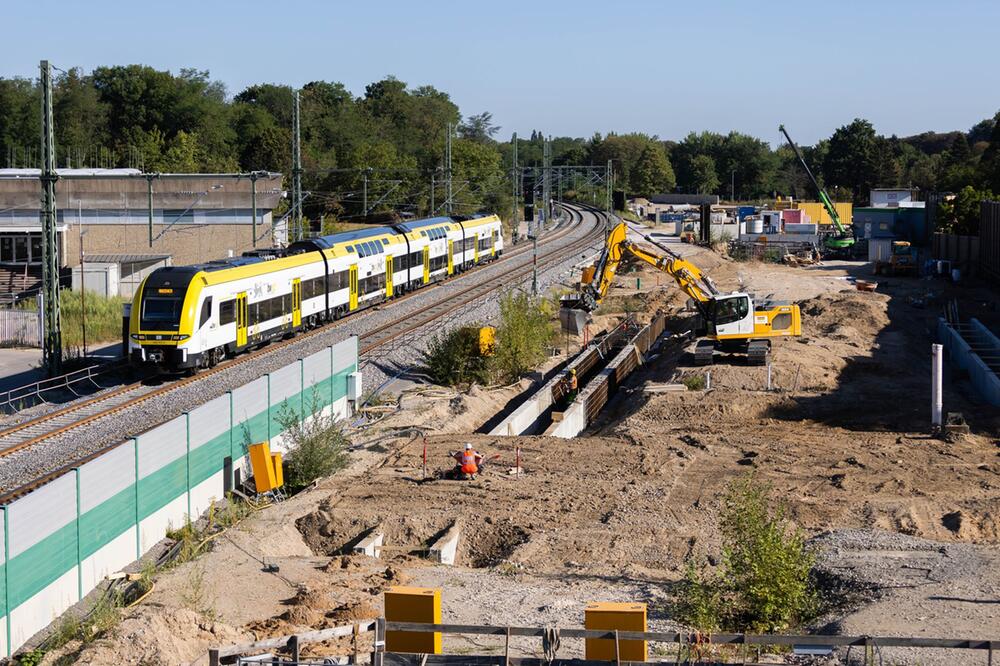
{"left": 0, "top": 306, "right": 41, "bottom": 347}
{"left": 0, "top": 336, "right": 359, "bottom": 658}
{"left": 933, "top": 232, "right": 980, "bottom": 274}
{"left": 982, "top": 201, "right": 1000, "bottom": 287}
{"left": 209, "top": 618, "right": 1000, "bottom": 665}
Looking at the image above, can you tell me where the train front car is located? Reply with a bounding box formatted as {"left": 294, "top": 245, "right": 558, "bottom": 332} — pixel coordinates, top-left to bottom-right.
{"left": 128, "top": 266, "right": 206, "bottom": 371}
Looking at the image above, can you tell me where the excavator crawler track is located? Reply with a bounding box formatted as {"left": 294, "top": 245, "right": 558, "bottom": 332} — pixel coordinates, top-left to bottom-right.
{"left": 694, "top": 340, "right": 715, "bottom": 366}
{"left": 747, "top": 339, "right": 771, "bottom": 366}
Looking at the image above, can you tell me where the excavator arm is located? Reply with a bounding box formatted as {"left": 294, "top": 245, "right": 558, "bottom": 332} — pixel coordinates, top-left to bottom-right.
{"left": 565, "top": 221, "right": 718, "bottom": 313}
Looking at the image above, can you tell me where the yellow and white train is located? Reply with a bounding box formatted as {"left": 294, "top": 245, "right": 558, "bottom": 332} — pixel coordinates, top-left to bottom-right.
{"left": 128, "top": 214, "right": 503, "bottom": 372}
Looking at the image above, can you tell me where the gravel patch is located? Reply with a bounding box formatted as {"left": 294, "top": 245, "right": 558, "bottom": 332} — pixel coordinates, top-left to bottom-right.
{"left": 0, "top": 205, "right": 604, "bottom": 496}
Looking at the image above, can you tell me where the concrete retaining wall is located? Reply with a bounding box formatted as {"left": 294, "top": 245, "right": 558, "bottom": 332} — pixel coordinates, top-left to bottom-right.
{"left": 938, "top": 318, "right": 1000, "bottom": 406}
{"left": 0, "top": 337, "right": 358, "bottom": 656}
{"left": 495, "top": 314, "right": 671, "bottom": 439}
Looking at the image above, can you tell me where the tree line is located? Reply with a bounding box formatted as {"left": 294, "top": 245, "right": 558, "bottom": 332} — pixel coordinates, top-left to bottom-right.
{"left": 1, "top": 65, "right": 997, "bottom": 233}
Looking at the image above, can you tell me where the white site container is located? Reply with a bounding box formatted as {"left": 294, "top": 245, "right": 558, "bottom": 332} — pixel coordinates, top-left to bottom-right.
{"left": 868, "top": 238, "right": 893, "bottom": 263}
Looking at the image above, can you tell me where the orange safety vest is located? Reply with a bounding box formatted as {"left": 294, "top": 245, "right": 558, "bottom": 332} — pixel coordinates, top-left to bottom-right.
{"left": 568, "top": 375, "right": 578, "bottom": 390}
{"left": 460, "top": 450, "right": 478, "bottom": 474}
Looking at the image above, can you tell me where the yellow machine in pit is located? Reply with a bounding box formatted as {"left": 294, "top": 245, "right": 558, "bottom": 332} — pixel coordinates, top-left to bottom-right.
{"left": 562, "top": 222, "right": 801, "bottom": 365}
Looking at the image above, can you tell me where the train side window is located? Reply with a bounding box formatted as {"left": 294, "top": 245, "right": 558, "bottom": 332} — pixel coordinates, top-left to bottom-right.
{"left": 219, "top": 299, "right": 235, "bottom": 325}
{"left": 199, "top": 297, "right": 213, "bottom": 328}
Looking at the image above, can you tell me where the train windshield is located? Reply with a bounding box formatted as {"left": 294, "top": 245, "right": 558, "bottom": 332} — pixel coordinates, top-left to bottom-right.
{"left": 141, "top": 295, "right": 184, "bottom": 330}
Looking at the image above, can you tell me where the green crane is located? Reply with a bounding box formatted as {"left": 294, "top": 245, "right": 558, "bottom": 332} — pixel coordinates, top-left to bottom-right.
{"left": 779, "top": 124, "right": 855, "bottom": 253}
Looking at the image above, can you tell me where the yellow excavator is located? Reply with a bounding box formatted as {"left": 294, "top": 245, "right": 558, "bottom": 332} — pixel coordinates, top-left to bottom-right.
{"left": 561, "top": 221, "right": 801, "bottom": 365}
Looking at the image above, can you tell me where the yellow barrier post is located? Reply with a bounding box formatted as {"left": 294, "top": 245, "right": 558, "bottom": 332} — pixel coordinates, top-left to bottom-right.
{"left": 584, "top": 602, "right": 647, "bottom": 662}
{"left": 384, "top": 586, "right": 442, "bottom": 654}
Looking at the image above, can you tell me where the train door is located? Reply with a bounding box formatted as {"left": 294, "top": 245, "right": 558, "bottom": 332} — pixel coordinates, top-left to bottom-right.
{"left": 385, "top": 255, "right": 394, "bottom": 298}
{"left": 447, "top": 240, "right": 454, "bottom": 275}
{"left": 422, "top": 247, "right": 430, "bottom": 284}
{"left": 473, "top": 234, "right": 479, "bottom": 263}
{"left": 491, "top": 230, "right": 498, "bottom": 257}
{"left": 292, "top": 278, "right": 302, "bottom": 328}
{"left": 349, "top": 265, "right": 359, "bottom": 310}
{"left": 236, "top": 292, "right": 248, "bottom": 347}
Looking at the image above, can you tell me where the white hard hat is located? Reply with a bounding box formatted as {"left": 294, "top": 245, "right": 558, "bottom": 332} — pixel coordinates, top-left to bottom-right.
{"left": 465, "top": 443, "right": 473, "bottom": 450}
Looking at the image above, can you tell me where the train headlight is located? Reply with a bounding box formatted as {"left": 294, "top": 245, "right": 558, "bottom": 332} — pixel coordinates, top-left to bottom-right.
{"left": 131, "top": 334, "right": 146, "bottom": 340}
{"left": 171, "top": 334, "right": 189, "bottom": 341}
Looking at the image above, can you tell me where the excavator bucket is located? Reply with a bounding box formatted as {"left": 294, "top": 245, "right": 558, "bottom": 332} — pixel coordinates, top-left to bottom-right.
{"left": 559, "top": 293, "right": 594, "bottom": 334}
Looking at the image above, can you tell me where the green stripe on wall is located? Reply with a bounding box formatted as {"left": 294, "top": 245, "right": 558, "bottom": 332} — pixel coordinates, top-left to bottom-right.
{"left": 189, "top": 431, "right": 230, "bottom": 489}
{"left": 137, "top": 458, "right": 187, "bottom": 523}
{"left": 79, "top": 486, "right": 136, "bottom": 560}
{"left": 6, "top": 521, "right": 77, "bottom": 610}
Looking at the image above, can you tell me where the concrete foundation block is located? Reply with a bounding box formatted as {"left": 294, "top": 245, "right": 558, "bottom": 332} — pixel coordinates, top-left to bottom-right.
{"left": 429, "top": 522, "right": 461, "bottom": 565}
{"left": 352, "top": 531, "right": 384, "bottom": 558}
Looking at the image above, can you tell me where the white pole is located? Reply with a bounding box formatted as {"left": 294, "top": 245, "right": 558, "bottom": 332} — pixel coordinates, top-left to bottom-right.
{"left": 706, "top": 371, "right": 711, "bottom": 390}
{"left": 767, "top": 363, "right": 773, "bottom": 391}
{"left": 931, "top": 343, "right": 943, "bottom": 428}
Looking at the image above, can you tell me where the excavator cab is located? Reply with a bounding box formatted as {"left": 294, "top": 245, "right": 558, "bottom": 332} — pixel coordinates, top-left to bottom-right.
{"left": 704, "top": 294, "right": 754, "bottom": 337}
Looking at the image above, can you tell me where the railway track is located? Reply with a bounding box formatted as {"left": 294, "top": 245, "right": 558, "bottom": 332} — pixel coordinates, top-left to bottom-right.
{"left": 0, "top": 204, "right": 606, "bottom": 480}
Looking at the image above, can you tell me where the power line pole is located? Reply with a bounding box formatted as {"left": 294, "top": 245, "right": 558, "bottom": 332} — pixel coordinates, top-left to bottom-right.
{"left": 542, "top": 136, "right": 552, "bottom": 233}
{"left": 606, "top": 159, "right": 613, "bottom": 213}
{"left": 445, "top": 124, "right": 453, "bottom": 215}
{"left": 40, "top": 60, "right": 62, "bottom": 376}
{"left": 511, "top": 132, "right": 518, "bottom": 234}
{"left": 363, "top": 170, "right": 368, "bottom": 215}
{"left": 250, "top": 171, "right": 258, "bottom": 247}
{"left": 292, "top": 90, "right": 303, "bottom": 240}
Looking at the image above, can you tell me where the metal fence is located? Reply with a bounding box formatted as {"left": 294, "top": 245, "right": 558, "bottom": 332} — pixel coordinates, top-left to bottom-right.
{"left": 933, "top": 232, "right": 980, "bottom": 274}
{"left": 0, "top": 307, "right": 41, "bottom": 347}
{"left": 208, "top": 618, "right": 1000, "bottom": 665}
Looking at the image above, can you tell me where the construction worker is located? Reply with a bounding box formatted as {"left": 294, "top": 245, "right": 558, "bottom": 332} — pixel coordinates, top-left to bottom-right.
{"left": 452, "top": 443, "right": 484, "bottom": 480}
{"left": 564, "top": 368, "right": 578, "bottom": 404}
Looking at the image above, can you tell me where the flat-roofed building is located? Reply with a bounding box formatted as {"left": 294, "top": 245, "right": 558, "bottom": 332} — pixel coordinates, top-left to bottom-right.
{"left": 0, "top": 169, "right": 283, "bottom": 297}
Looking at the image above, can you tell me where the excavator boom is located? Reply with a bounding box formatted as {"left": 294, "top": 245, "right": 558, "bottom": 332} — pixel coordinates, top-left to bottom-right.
{"left": 564, "top": 221, "right": 718, "bottom": 313}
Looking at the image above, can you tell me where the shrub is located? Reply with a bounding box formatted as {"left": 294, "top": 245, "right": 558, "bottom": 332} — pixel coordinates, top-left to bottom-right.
{"left": 276, "top": 391, "right": 349, "bottom": 490}
{"left": 421, "top": 326, "right": 490, "bottom": 386}
{"left": 490, "top": 292, "right": 555, "bottom": 383}
{"left": 682, "top": 374, "right": 706, "bottom": 391}
{"left": 676, "top": 472, "right": 816, "bottom": 634}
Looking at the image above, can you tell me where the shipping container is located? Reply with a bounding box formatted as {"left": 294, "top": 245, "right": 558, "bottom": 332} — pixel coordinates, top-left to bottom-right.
{"left": 736, "top": 205, "right": 756, "bottom": 222}
{"left": 795, "top": 202, "right": 853, "bottom": 229}
{"left": 781, "top": 209, "right": 806, "bottom": 225}
{"left": 784, "top": 223, "right": 818, "bottom": 234}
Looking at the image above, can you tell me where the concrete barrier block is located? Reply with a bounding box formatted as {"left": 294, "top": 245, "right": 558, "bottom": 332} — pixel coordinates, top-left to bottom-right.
{"left": 429, "top": 522, "right": 461, "bottom": 565}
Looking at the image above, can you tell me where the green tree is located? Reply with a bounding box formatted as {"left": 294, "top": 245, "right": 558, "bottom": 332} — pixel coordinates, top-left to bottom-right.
{"left": 937, "top": 185, "right": 994, "bottom": 235}
{"left": 977, "top": 112, "right": 1000, "bottom": 193}
{"left": 629, "top": 144, "right": 675, "bottom": 196}
{"left": 690, "top": 154, "right": 720, "bottom": 194}
{"left": 459, "top": 111, "right": 500, "bottom": 143}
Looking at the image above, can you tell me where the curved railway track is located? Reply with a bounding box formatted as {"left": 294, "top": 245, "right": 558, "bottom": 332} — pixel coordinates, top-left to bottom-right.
{"left": 0, "top": 203, "right": 608, "bottom": 499}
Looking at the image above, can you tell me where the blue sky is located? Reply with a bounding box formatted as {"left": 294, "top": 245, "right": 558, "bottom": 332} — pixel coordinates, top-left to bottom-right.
{"left": 4, "top": 0, "right": 1000, "bottom": 145}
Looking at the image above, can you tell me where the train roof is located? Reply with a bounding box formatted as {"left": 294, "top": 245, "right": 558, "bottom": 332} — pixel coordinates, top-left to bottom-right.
{"left": 392, "top": 216, "right": 455, "bottom": 232}
{"left": 292, "top": 225, "right": 399, "bottom": 251}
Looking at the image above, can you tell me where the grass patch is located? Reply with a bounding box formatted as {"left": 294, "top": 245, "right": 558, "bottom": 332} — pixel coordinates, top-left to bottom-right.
{"left": 681, "top": 374, "right": 706, "bottom": 391}
{"left": 18, "top": 289, "right": 125, "bottom": 351}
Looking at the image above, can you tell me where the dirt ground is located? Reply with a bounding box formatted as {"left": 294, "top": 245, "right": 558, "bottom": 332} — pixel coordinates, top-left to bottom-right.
{"left": 41, "top": 242, "right": 1000, "bottom": 666}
